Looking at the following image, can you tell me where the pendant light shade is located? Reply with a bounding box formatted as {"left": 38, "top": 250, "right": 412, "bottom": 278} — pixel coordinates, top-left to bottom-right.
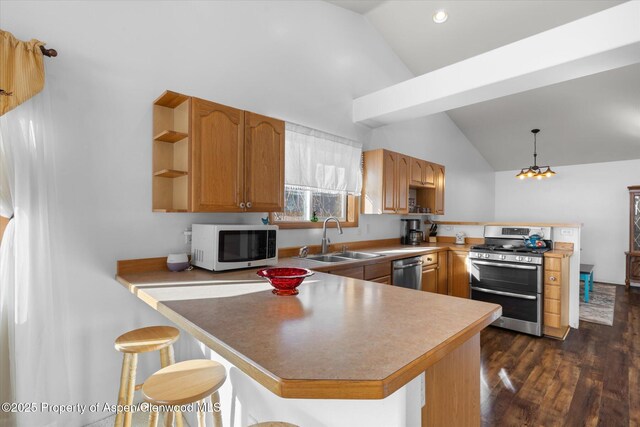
{"left": 515, "top": 129, "right": 557, "bottom": 180}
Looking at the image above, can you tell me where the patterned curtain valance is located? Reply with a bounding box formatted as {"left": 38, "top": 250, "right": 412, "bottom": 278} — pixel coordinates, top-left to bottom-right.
{"left": 0, "top": 29, "right": 46, "bottom": 116}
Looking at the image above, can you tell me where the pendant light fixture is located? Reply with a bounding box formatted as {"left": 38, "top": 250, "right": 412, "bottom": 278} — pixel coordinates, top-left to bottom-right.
{"left": 516, "top": 129, "right": 556, "bottom": 180}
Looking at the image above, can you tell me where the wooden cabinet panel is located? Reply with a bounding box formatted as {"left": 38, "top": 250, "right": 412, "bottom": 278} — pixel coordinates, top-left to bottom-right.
{"left": 422, "top": 266, "right": 438, "bottom": 293}
{"left": 422, "top": 252, "right": 437, "bottom": 267}
{"left": 434, "top": 164, "right": 445, "bottom": 215}
{"left": 448, "top": 251, "right": 469, "bottom": 298}
{"left": 396, "top": 155, "right": 410, "bottom": 214}
{"left": 437, "top": 252, "right": 448, "bottom": 295}
{"left": 244, "top": 112, "right": 284, "bottom": 212}
{"left": 191, "top": 98, "right": 244, "bottom": 212}
{"left": 423, "top": 162, "right": 435, "bottom": 186}
{"left": 371, "top": 275, "right": 391, "bottom": 285}
{"left": 364, "top": 262, "right": 392, "bottom": 280}
{"left": 545, "top": 298, "right": 561, "bottom": 314}
{"left": 410, "top": 158, "right": 424, "bottom": 187}
{"left": 328, "top": 266, "right": 364, "bottom": 280}
{"left": 544, "top": 270, "right": 562, "bottom": 286}
{"left": 545, "top": 257, "right": 561, "bottom": 271}
{"left": 545, "top": 285, "right": 560, "bottom": 300}
{"left": 382, "top": 151, "right": 397, "bottom": 213}
{"left": 544, "top": 312, "right": 561, "bottom": 328}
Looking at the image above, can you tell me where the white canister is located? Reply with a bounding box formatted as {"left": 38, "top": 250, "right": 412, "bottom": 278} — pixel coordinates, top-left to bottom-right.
{"left": 167, "top": 253, "right": 190, "bottom": 272}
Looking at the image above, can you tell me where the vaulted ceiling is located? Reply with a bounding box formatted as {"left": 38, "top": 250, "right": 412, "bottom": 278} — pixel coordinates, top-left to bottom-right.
{"left": 327, "top": 0, "right": 640, "bottom": 170}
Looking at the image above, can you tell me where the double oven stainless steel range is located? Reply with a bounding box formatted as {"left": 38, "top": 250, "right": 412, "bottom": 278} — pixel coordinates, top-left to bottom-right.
{"left": 469, "top": 226, "right": 552, "bottom": 336}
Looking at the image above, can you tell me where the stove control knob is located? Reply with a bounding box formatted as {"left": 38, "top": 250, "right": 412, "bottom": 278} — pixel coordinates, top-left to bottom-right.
{"left": 499, "top": 255, "right": 506, "bottom": 260}
{"left": 516, "top": 256, "right": 524, "bottom": 261}
{"left": 526, "top": 257, "right": 533, "bottom": 262}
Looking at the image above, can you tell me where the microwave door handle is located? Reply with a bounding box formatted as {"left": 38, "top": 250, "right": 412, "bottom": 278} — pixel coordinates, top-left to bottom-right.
{"left": 471, "top": 260, "right": 537, "bottom": 270}
{"left": 471, "top": 286, "right": 537, "bottom": 300}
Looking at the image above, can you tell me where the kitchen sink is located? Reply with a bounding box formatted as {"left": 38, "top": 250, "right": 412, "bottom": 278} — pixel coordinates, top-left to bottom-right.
{"left": 334, "top": 251, "right": 384, "bottom": 260}
{"left": 304, "top": 251, "right": 384, "bottom": 263}
{"left": 306, "top": 254, "right": 352, "bottom": 263}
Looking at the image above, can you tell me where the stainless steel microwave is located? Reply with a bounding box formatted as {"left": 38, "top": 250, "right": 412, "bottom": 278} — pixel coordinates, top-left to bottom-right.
{"left": 191, "top": 224, "right": 278, "bottom": 271}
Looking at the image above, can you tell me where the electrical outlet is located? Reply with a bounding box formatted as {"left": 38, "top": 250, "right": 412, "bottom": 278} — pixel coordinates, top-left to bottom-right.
{"left": 561, "top": 229, "right": 573, "bottom": 236}
{"left": 444, "top": 226, "right": 453, "bottom": 231}
{"left": 184, "top": 229, "right": 192, "bottom": 244}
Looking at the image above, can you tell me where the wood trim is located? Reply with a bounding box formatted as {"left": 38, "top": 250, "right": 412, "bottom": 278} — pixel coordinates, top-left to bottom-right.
{"left": 270, "top": 195, "right": 360, "bottom": 229}
{"left": 117, "top": 257, "right": 168, "bottom": 275}
{"left": 553, "top": 242, "right": 574, "bottom": 251}
{"left": 435, "top": 236, "right": 484, "bottom": 245}
{"left": 432, "top": 221, "right": 583, "bottom": 228}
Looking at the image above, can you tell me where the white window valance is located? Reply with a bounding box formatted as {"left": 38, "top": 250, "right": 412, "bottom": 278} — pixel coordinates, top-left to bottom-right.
{"left": 285, "top": 122, "right": 363, "bottom": 194}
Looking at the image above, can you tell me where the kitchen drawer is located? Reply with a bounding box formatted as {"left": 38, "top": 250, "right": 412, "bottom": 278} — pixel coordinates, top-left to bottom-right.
{"left": 329, "top": 266, "right": 364, "bottom": 280}
{"left": 544, "top": 312, "right": 561, "bottom": 328}
{"left": 545, "top": 257, "right": 561, "bottom": 272}
{"left": 422, "top": 252, "right": 438, "bottom": 267}
{"left": 545, "top": 285, "right": 561, "bottom": 300}
{"left": 370, "top": 275, "right": 391, "bottom": 285}
{"left": 545, "top": 298, "right": 561, "bottom": 315}
{"left": 544, "top": 271, "right": 562, "bottom": 285}
{"left": 364, "top": 262, "right": 392, "bottom": 280}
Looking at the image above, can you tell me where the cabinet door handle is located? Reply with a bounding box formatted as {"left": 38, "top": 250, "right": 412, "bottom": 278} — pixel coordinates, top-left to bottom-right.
{"left": 239, "top": 202, "right": 246, "bottom": 209}
{"left": 246, "top": 201, "right": 252, "bottom": 209}
{"left": 549, "top": 276, "right": 557, "bottom": 281}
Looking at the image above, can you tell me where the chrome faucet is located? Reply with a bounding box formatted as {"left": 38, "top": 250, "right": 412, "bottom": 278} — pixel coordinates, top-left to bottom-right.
{"left": 321, "top": 216, "right": 343, "bottom": 254}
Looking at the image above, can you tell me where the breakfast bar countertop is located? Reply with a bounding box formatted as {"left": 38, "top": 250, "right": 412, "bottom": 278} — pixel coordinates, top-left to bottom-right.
{"left": 116, "top": 251, "right": 501, "bottom": 400}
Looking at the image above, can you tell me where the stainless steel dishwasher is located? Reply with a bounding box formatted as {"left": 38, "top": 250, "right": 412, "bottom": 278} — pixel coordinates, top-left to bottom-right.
{"left": 392, "top": 256, "right": 423, "bottom": 290}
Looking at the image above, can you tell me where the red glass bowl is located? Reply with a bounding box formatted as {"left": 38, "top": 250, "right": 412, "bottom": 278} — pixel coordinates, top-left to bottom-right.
{"left": 256, "top": 267, "right": 314, "bottom": 296}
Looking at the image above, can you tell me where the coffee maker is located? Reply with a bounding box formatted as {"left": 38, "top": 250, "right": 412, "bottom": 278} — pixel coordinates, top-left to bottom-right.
{"left": 401, "top": 219, "right": 423, "bottom": 245}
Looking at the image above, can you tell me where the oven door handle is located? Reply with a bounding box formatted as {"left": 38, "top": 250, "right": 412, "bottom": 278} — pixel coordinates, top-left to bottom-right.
{"left": 470, "top": 260, "right": 537, "bottom": 270}
{"left": 471, "top": 286, "right": 538, "bottom": 300}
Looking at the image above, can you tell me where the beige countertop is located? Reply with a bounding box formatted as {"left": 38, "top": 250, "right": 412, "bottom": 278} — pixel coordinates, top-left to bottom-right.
{"left": 116, "top": 245, "right": 501, "bottom": 399}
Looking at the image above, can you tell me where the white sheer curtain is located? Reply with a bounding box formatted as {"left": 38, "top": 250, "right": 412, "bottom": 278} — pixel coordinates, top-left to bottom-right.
{"left": 0, "top": 87, "right": 70, "bottom": 426}
{"left": 285, "top": 123, "right": 362, "bottom": 194}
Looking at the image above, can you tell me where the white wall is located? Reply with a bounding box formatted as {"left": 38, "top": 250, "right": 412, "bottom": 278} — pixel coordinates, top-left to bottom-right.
{"left": 369, "top": 115, "right": 496, "bottom": 221}
{"left": 495, "top": 158, "right": 640, "bottom": 285}
{"left": 1, "top": 1, "right": 496, "bottom": 425}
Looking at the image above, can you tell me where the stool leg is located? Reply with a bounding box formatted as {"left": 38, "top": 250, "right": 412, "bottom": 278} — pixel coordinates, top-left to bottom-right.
{"left": 197, "top": 399, "right": 206, "bottom": 427}
{"left": 211, "top": 392, "right": 223, "bottom": 427}
{"left": 159, "top": 345, "right": 183, "bottom": 427}
{"left": 148, "top": 407, "right": 159, "bottom": 427}
{"left": 115, "top": 353, "right": 137, "bottom": 427}
{"left": 123, "top": 353, "right": 138, "bottom": 427}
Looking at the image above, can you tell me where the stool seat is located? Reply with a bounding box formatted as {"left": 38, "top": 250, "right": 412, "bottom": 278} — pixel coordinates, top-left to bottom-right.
{"left": 115, "top": 326, "right": 179, "bottom": 354}
{"left": 143, "top": 360, "right": 227, "bottom": 406}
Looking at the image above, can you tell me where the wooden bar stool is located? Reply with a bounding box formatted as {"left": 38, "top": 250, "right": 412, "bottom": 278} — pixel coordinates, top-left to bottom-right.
{"left": 114, "top": 326, "right": 180, "bottom": 427}
{"left": 142, "top": 359, "right": 297, "bottom": 427}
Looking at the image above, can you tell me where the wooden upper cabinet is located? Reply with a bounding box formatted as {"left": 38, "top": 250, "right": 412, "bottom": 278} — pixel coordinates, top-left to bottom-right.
{"left": 424, "top": 162, "right": 435, "bottom": 187}
{"left": 434, "top": 164, "right": 445, "bottom": 215}
{"left": 362, "top": 149, "right": 441, "bottom": 215}
{"left": 410, "top": 158, "right": 435, "bottom": 188}
{"left": 396, "top": 154, "right": 410, "bottom": 214}
{"left": 191, "top": 98, "right": 244, "bottom": 212}
{"left": 153, "top": 91, "right": 285, "bottom": 213}
{"left": 244, "top": 112, "right": 285, "bottom": 212}
{"left": 382, "top": 151, "right": 397, "bottom": 213}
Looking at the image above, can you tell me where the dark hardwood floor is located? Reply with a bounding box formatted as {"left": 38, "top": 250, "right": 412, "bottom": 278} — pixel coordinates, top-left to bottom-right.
{"left": 480, "top": 284, "right": 639, "bottom": 427}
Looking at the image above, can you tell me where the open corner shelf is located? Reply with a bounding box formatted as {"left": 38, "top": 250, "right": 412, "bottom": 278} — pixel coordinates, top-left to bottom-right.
{"left": 154, "top": 90, "right": 190, "bottom": 108}
{"left": 153, "top": 169, "right": 188, "bottom": 178}
{"left": 154, "top": 130, "right": 188, "bottom": 143}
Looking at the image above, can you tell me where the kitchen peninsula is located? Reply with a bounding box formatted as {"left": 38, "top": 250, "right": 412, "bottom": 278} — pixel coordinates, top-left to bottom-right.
{"left": 116, "top": 251, "right": 501, "bottom": 427}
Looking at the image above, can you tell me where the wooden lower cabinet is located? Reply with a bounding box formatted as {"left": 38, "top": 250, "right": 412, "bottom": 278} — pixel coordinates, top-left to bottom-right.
{"left": 447, "top": 250, "right": 469, "bottom": 298}
{"left": 543, "top": 253, "right": 571, "bottom": 339}
{"left": 421, "top": 251, "right": 448, "bottom": 294}
{"left": 327, "top": 266, "right": 365, "bottom": 280}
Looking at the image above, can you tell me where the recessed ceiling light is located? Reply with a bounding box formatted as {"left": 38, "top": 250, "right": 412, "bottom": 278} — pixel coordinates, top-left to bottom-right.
{"left": 433, "top": 10, "right": 448, "bottom": 24}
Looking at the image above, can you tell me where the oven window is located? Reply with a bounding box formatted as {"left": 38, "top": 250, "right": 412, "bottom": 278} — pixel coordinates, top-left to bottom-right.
{"left": 218, "top": 230, "right": 268, "bottom": 262}
{"left": 471, "top": 290, "right": 539, "bottom": 323}
{"left": 470, "top": 261, "right": 540, "bottom": 294}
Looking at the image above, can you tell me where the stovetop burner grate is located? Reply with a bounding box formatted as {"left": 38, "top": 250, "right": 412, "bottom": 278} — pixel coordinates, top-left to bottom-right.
{"left": 470, "top": 244, "right": 550, "bottom": 255}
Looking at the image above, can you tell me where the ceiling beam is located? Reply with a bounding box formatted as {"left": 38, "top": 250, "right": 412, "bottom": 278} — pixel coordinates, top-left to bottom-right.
{"left": 353, "top": 1, "right": 640, "bottom": 127}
